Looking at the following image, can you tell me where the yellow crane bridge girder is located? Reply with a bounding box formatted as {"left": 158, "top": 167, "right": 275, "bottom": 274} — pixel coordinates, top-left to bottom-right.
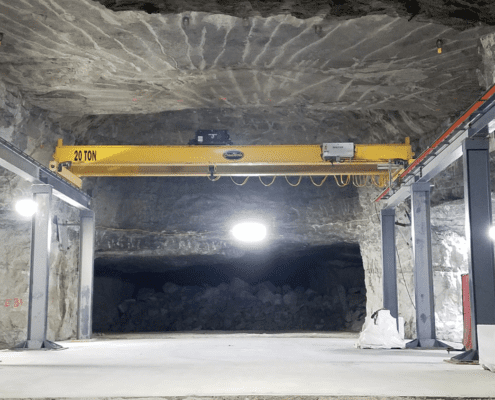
{"left": 50, "top": 138, "right": 414, "bottom": 189}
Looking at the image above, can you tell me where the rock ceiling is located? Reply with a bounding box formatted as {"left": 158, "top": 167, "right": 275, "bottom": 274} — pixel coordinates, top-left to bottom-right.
{"left": 95, "top": 0, "right": 495, "bottom": 28}
{"left": 0, "top": 0, "right": 494, "bottom": 124}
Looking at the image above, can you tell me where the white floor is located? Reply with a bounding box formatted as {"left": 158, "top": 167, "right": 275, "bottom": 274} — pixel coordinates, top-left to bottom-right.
{"left": 0, "top": 332, "right": 493, "bottom": 398}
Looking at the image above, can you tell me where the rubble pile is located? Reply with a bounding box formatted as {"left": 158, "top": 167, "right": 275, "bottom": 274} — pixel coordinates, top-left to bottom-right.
{"left": 110, "top": 278, "right": 366, "bottom": 332}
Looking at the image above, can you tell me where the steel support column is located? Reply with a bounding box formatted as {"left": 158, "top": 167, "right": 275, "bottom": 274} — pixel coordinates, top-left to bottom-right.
{"left": 407, "top": 182, "right": 448, "bottom": 348}
{"left": 451, "top": 138, "right": 495, "bottom": 363}
{"left": 14, "top": 185, "right": 63, "bottom": 350}
{"left": 381, "top": 208, "right": 398, "bottom": 321}
{"left": 77, "top": 209, "right": 95, "bottom": 339}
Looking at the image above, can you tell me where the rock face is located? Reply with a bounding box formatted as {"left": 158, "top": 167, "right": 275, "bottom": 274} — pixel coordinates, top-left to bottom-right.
{"left": 92, "top": 277, "right": 135, "bottom": 331}
{"left": 92, "top": 175, "right": 362, "bottom": 268}
{"left": 358, "top": 187, "right": 472, "bottom": 342}
{"left": 0, "top": 82, "right": 81, "bottom": 348}
{"left": 96, "top": 0, "right": 495, "bottom": 30}
{"left": 92, "top": 277, "right": 366, "bottom": 333}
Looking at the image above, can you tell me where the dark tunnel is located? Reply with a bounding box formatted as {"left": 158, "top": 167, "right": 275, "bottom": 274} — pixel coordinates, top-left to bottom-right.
{"left": 92, "top": 243, "right": 366, "bottom": 333}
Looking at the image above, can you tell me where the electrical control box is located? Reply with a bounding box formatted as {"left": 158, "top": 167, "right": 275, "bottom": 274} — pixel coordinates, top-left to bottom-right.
{"left": 322, "top": 143, "right": 355, "bottom": 162}
{"left": 188, "top": 130, "right": 233, "bottom": 145}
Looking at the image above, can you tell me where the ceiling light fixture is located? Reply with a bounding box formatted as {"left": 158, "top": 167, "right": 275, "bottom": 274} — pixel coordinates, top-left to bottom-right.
{"left": 15, "top": 199, "right": 38, "bottom": 217}
{"left": 232, "top": 222, "right": 267, "bottom": 243}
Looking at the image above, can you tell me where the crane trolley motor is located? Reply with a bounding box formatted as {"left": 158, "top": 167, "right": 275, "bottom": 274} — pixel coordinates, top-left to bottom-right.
{"left": 188, "top": 130, "right": 233, "bottom": 145}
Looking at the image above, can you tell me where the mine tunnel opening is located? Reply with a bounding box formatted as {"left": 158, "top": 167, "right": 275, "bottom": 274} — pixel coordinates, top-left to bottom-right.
{"left": 92, "top": 243, "right": 366, "bottom": 333}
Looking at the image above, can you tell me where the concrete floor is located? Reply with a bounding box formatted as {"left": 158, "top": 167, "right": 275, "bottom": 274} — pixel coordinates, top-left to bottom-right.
{"left": 0, "top": 332, "right": 493, "bottom": 399}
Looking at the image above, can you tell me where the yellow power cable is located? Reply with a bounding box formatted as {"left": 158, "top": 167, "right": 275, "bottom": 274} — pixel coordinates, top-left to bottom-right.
{"left": 334, "top": 175, "right": 350, "bottom": 187}
{"left": 259, "top": 176, "right": 277, "bottom": 186}
{"left": 309, "top": 176, "right": 328, "bottom": 187}
{"left": 285, "top": 176, "right": 303, "bottom": 187}
{"left": 352, "top": 175, "right": 368, "bottom": 187}
{"left": 230, "top": 176, "right": 250, "bottom": 186}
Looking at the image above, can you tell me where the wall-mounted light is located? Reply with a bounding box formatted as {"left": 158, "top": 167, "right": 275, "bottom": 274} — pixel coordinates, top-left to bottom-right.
{"left": 15, "top": 199, "right": 38, "bottom": 217}
{"left": 436, "top": 39, "right": 444, "bottom": 54}
{"left": 232, "top": 222, "right": 267, "bottom": 243}
{"left": 182, "top": 16, "right": 190, "bottom": 28}
{"left": 489, "top": 225, "right": 495, "bottom": 241}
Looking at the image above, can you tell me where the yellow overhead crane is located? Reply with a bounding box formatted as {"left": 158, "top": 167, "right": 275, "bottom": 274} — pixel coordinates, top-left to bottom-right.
{"left": 50, "top": 138, "right": 414, "bottom": 189}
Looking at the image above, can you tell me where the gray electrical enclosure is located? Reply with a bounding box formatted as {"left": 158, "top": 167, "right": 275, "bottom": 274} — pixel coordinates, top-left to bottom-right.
{"left": 322, "top": 143, "right": 355, "bottom": 162}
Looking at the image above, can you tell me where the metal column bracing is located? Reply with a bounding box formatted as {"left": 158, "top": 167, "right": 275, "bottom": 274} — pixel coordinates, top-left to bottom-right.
{"left": 78, "top": 210, "right": 95, "bottom": 339}
{"left": 407, "top": 182, "right": 448, "bottom": 348}
{"left": 381, "top": 208, "right": 398, "bottom": 321}
{"left": 451, "top": 138, "right": 495, "bottom": 363}
{"left": 15, "top": 185, "right": 63, "bottom": 350}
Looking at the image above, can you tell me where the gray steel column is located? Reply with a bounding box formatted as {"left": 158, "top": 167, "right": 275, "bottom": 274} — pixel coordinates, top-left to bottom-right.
{"left": 463, "top": 138, "right": 495, "bottom": 351}
{"left": 78, "top": 209, "right": 95, "bottom": 339}
{"left": 407, "top": 182, "right": 447, "bottom": 348}
{"left": 26, "top": 185, "right": 52, "bottom": 349}
{"left": 381, "top": 208, "right": 398, "bottom": 321}
{"left": 411, "top": 182, "right": 435, "bottom": 341}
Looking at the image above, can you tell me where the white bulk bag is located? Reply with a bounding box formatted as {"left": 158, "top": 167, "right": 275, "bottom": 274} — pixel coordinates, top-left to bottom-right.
{"left": 355, "top": 309, "right": 406, "bottom": 349}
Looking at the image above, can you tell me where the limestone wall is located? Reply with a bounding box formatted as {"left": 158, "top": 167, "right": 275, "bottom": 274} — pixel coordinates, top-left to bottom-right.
{"left": 0, "top": 82, "right": 80, "bottom": 348}
{"left": 479, "top": 32, "right": 495, "bottom": 89}
{"left": 358, "top": 186, "right": 471, "bottom": 342}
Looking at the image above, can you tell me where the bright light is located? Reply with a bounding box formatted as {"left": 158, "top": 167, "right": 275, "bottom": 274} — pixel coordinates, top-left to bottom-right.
{"left": 232, "top": 222, "right": 267, "bottom": 243}
{"left": 15, "top": 199, "right": 38, "bottom": 217}
{"left": 490, "top": 226, "right": 495, "bottom": 241}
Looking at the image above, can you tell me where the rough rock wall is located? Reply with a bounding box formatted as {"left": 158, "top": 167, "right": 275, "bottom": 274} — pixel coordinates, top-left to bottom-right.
{"left": 94, "top": 0, "right": 495, "bottom": 30}
{"left": 430, "top": 200, "right": 468, "bottom": 342}
{"left": 93, "top": 277, "right": 135, "bottom": 332}
{"left": 69, "top": 108, "right": 439, "bottom": 149}
{"left": 479, "top": 32, "right": 495, "bottom": 89}
{"left": 358, "top": 186, "right": 470, "bottom": 342}
{"left": 92, "top": 277, "right": 366, "bottom": 333}
{"left": 0, "top": 82, "right": 80, "bottom": 348}
{"left": 91, "top": 176, "right": 362, "bottom": 268}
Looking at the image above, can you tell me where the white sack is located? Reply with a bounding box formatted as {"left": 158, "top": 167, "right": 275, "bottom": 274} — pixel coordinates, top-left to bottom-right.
{"left": 478, "top": 324, "right": 495, "bottom": 372}
{"left": 355, "top": 309, "right": 406, "bottom": 349}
